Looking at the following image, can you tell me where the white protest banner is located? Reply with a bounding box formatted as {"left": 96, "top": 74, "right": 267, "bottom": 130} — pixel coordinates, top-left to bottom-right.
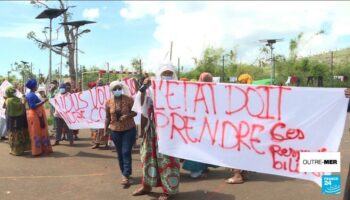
{"left": 49, "top": 85, "right": 112, "bottom": 129}
{"left": 123, "top": 78, "right": 138, "bottom": 98}
{"left": 153, "top": 80, "right": 348, "bottom": 186}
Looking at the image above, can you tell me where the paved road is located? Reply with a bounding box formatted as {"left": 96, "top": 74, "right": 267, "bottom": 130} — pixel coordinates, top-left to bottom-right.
{"left": 0, "top": 115, "right": 349, "bottom": 200}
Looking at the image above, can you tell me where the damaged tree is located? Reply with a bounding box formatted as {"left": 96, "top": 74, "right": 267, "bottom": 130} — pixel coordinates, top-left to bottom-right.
{"left": 27, "top": 0, "right": 77, "bottom": 85}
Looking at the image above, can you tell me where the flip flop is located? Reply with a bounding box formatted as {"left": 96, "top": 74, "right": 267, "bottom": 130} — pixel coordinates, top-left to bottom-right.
{"left": 121, "top": 177, "right": 130, "bottom": 186}
{"left": 225, "top": 177, "right": 244, "bottom": 184}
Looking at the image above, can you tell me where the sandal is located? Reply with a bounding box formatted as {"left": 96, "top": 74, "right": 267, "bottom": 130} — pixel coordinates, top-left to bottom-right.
{"left": 158, "top": 194, "right": 170, "bottom": 200}
{"left": 132, "top": 187, "right": 151, "bottom": 196}
{"left": 225, "top": 177, "right": 244, "bottom": 184}
{"left": 121, "top": 176, "right": 130, "bottom": 186}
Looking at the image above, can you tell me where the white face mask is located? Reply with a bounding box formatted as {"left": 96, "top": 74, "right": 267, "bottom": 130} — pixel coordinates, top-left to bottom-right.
{"left": 59, "top": 88, "right": 66, "bottom": 94}
{"left": 161, "top": 76, "right": 173, "bottom": 81}
{"left": 113, "top": 90, "right": 123, "bottom": 97}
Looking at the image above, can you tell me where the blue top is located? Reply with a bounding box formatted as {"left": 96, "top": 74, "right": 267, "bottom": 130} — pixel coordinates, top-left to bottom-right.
{"left": 26, "top": 92, "right": 41, "bottom": 109}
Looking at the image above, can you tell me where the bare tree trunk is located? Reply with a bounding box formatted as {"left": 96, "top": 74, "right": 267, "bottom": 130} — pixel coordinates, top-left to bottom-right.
{"left": 59, "top": 0, "right": 76, "bottom": 84}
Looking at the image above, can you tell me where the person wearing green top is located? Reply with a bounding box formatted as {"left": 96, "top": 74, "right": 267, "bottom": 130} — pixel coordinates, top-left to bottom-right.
{"left": 48, "top": 80, "right": 58, "bottom": 132}
{"left": 4, "top": 87, "right": 31, "bottom": 156}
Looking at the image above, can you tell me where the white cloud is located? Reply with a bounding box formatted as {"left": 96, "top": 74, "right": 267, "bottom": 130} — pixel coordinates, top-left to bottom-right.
{"left": 0, "top": 22, "right": 46, "bottom": 39}
{"left": 82, "top": 8, "right": 100, "bottom": 20}
{"left": 120, "top": 1, "right": 350, "bottom": 72}
{"left": 120, "top": 1, "right": 162, "bottom": 20}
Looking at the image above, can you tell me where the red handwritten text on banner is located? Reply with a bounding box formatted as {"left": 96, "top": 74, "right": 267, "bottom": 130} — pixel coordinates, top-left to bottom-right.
{"left": 153, "top": 80, "right": 348, "bottom": 186}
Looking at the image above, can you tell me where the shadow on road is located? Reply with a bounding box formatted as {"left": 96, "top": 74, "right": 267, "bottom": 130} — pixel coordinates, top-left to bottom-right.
{"left": 144, "top": 190, "right": 235, "bottom": 200}
{"left": 75, "top": 151, "right": 116, "bottom": 159}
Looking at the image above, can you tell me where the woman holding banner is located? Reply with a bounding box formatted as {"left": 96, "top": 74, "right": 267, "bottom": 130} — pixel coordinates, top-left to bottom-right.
{"left": 132, "top": 64, "right": 180, "bottom": 200}
{"left": 182, "top": 72, "right": 215, "bottom": 178}
{"left": 104, "top": 80, "right": 137, "bottom": 187}
{"left": 4, "top": 86, "right": 31, "bottom": 155}
{"left": 25, "top": 79, "right": 52, "bottom": 156}
{"left": 53, "top": 83, "right": 74, "bottom": 146}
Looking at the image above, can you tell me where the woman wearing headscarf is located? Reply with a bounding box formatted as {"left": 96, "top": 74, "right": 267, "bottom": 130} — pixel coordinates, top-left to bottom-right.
{"left": 4, "top": 87, "right": 31, "bottom": 155}
{"left": 25, "top": 79, "right": 52, "bottom": 156}
{"left": 237, "top": 73, "right": 253, "bottom": 84}
{"left": 182, "top": 72, "right": 213, "bottom": 178}
{"left": 104, "top": 80, "right": 137, "bottom": 186}
{"left": 132, "top": 63, "right": 180, "bottom": 200}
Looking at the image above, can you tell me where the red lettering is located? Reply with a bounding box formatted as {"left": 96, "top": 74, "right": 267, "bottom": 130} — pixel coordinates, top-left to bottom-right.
{"left": 198, "top": 116, "right": 219, "bottom": 145}
{"left": 269, "top": 144, "right": 299, "bottom": 173}
{"left": 270, "top": 122, "right": 305, "bottom": 142}
{"left": 154, "top": 112, "right": 170, "bottom": 128}
{"left": 225, "top": 85, "right": 248, "bottom": 115}
{"left": 153, "top": 80, "right": 164, "bottom": 111}
{"left": 250, "top": 124, "right": 265, "bottom": 155}
{"left": 78, "top": 92, "right": 88, "bottom": 109}
{"left": 246, "top": 87, "right": 265, "bottom": 118}
{"left": 194, "top": 84, "right": 210, "bottom": 114}
{"left": 233, "top": 121, "right": 251, "bottom": 151}
{"left": 170, "top": 112, "right": 197, "bottom": 143}
{"left": 166, "top": 81, "right": 181, "bottom": 110}
{"left": 220, "top": 121, "right": 238, "bottom": 149}
{"left": 256, "top": 86, "right": 275, "bottom": 120}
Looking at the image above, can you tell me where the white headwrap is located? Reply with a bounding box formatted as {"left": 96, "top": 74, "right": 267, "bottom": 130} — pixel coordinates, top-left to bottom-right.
{"left": 156, "top": 62, "right": 178, "bottom": 80}
{"left": 132, "top": 63, "right": 177, "bottom": 125}
{"left": 109, "top": 80, "right": 131, "bottom": 96}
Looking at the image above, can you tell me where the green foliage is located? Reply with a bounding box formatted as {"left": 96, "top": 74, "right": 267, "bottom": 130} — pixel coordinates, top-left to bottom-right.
{"left": 47, "top": 116, "right": 53, "bottom": 126}
{"left": 131, "top": 58, "right": 142, "bottom": 73}
{"left": 182, "top": 45, "right": 350, "bottom": 88}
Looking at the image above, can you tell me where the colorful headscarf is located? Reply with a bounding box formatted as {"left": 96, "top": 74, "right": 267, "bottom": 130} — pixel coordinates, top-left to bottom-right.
{"left": 87, "top": 82, "right": 96, "bottom": 89}
{"left": 5, "top": 87, "right": 24, "bottom": 117}
{"left": 5, "top": 87, "right": 16, "bottom": 98}
{"left": 238, "top": 74, "right": 253, "bottom": 84}
{"left": 25, "top": 79, "right": 37, "bottom": 90}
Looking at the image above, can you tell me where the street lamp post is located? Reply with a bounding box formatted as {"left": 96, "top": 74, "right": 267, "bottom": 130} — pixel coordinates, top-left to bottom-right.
{"left": 60, "top": 20, "right": 95, "bottom": 89}
{"left": 53, "top": 42, "right": 71, "bottom": 84}
{"left": 259, "top": 39, "right": 283, "bottom": 85}
{"left": 36, "top": 8, "right": 67, "bottom": 84}
{"left": 222, "top": 55, "right": 225, "bottom": 83}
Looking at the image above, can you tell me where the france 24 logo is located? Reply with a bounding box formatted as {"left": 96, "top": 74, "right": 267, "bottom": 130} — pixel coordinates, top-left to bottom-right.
{"left": 322, "top": 175, "right": 341, "bottom": 195}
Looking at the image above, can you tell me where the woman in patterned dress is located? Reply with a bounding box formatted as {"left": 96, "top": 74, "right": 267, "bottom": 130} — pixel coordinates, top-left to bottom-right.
{"left": 4, "top": 86, "right": 31, "bottom": 155}
{"left": 132, "top": 63, "right": 180, "bottom": 200}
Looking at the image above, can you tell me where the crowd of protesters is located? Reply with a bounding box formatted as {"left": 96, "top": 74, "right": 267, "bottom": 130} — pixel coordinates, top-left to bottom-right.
{"left": 0, "top": 63, "right": 349, "bottom": 200}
